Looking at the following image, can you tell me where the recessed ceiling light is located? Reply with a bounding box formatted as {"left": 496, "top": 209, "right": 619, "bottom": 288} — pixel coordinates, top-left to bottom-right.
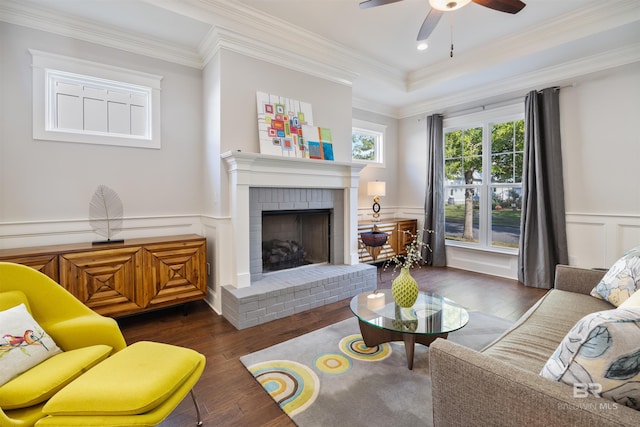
{"left": 417, "top": 42, "right": 429, "bottom": 51}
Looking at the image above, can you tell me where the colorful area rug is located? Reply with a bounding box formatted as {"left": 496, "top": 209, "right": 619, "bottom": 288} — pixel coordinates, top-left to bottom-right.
{"left": 240, "top": 311, "right": 513, "bottom": 426}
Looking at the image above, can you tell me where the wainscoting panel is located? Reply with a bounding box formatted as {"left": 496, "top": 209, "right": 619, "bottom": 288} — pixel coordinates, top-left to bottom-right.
{"left": 201, "top": 216, "right": 233, "bottom": 315}
{"left": 445, "top": 245, "right": 519, "bottom": 280}
{"left": 566, "top": 213, "right": 640, "bottom": 269}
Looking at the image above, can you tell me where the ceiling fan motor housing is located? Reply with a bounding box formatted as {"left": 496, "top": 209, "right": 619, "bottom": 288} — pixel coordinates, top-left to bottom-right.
{"left": 429, "top": 0, "right": 471, "bottom": 12}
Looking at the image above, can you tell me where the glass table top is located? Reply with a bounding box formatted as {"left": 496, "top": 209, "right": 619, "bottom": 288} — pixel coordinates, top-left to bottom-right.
{"left": 350, "top": 289, "right": 469, "bottom": 335}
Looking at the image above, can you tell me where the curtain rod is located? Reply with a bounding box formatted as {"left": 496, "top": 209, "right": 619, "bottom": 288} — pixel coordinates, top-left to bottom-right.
{"left": 420, "top": 83, "right": 576, "bottom": 120}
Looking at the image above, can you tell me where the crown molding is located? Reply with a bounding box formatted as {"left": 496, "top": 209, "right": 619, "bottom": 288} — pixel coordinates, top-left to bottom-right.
{"left": 407, "top": 0, "right": 640, "bottom": 92}
{"left": 3, "top": 0, "right": 638, "bottom": 119}
{"left": 396, "top": 43, "right": 640, "bottom": 119}
{"left": 162, "top": 0, "right": 405, "bottom": 89}
{"left": 0, "top": 0, "right": 203, "bottom": 69}
{"left": 352, "top": 97, "right": 399, "bottom": 118}
{"left": 199, "top": 26, "right": 358, "bottom": 87}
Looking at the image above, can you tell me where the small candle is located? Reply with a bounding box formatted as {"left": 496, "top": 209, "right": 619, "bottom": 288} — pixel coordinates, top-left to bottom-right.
{"left": 367, "top": 291, "right": 385, "bottom": 310}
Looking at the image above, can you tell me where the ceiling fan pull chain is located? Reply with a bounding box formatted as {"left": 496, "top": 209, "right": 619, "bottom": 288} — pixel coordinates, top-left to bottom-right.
{"left": 450, "top": 13, "right": 454, "bottom": 58}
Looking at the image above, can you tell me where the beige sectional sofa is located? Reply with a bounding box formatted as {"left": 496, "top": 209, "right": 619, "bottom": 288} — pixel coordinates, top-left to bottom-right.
{"left": 430, "top": 265, "right": 640, "bottom": 426}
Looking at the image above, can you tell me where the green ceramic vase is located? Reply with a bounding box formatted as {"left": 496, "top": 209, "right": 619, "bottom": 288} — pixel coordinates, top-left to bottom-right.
{"left": 391, "top": 267, "right": 419, "bottom": 308}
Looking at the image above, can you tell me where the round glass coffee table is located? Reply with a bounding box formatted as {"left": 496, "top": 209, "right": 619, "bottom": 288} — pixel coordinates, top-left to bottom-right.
{"left": 350, "top": 289, "right": 469, "bottom": 370}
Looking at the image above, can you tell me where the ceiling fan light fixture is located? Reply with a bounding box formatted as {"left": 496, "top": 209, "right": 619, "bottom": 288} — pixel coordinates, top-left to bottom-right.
{"left": 429, "top": 0, "right": 471, "bottom": 12}
{"left": 417, "top": 41, "right": 429, "bottom": 51}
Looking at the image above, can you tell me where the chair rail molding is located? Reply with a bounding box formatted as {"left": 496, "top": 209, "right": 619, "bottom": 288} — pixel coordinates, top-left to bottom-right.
{"left": 0, "top": 215, "right": 203, "bottom": 250}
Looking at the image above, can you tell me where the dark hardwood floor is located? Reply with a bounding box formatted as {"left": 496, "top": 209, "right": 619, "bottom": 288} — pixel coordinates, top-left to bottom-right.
{"left": 117, "top": 266, "right": 547, "bottom": 427}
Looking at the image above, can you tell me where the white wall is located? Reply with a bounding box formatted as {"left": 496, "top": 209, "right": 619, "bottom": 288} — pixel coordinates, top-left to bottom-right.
{"left": 3, "top": 19, "right": 638, "bottom": 292}
{"left": 395, "top": 62, "right": 640, "bottom": 277}
{"left": 0, "top": 22, "right": 204, "bottom": 248}
{"left": 352, "top": 108, "right": 402, "bottom": 221}
{"left": 201, "top": 49, "right": 354, "bottom": 221}
{"left": 201, "top": 48, "right": 354, "bottom": 310}
{"left": 561, "top": 62, "right": 640, "bottom": 268}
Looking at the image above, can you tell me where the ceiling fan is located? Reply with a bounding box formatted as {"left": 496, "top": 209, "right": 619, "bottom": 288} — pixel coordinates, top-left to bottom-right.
{"left": 359, "top": 0, "right": 526, "bottom": 42}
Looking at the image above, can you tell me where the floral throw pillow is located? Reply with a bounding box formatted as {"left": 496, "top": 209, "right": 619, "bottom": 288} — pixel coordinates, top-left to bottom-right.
{"left": 0, "top": 303, "right": 62, "bottom": 386}
{"left": 540, "top": 307, "right": 640, "bottom": 410}
{"left": 591, "top": 245, "right": 640, "bottom": 307}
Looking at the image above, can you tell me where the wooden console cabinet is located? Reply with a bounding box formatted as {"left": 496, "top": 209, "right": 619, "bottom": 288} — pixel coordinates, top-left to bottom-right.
{"left": 0, "top": 235, "right": 207, "bottom": 317}
{"left": 358, "top": 218, "right": 418, "bottom": 264}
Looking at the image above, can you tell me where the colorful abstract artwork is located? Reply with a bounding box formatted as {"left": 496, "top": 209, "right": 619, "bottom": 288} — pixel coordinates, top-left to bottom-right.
{"left": 256, "top": 92, "right": 333, "bottom": 161}
{"left": 302, "top": 125, "right": 334, "bottom": 161}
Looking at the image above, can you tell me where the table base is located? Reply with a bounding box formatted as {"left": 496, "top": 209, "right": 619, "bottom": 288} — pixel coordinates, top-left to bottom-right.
{"left": 357, "top": 318, "right": 448, "bottom": 370}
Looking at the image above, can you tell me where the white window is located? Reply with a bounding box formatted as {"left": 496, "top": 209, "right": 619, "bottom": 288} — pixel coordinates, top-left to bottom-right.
{"left": 31, "top": 50, "right": 162, "bottom": 149}
{"left": 443, "top": 105, "right": 524, "bottom": 251}
{"left": 352, "top": 119, "right": 385, "bottom": 167}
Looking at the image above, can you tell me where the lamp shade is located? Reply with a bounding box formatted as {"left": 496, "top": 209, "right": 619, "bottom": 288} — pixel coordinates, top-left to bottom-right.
{"left": 367, "top": 181, "right": 386, "bottom": 197}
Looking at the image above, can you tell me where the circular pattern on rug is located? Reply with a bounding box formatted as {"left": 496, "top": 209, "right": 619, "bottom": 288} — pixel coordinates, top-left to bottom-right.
{"left": 314, "top": 353, "right": 352, "bottom": 375}
{"left": 248, "top": 360, "right": 319, "bottom": 416}
{"left": 339, "top": 334, "right": 391, "bottom": 361}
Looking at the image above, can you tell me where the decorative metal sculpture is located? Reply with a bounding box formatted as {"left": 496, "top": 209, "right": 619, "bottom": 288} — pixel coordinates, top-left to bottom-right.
{"left": 89, "top": 185, "right": 124, "bottom": 244}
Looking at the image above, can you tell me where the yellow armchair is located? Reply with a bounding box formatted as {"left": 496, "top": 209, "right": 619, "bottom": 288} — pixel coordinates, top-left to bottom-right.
{"left": 0, "top": 262, "right": 127, "bottom": 426}
{"left": 0, "top": 262, "right": 205, "bottom": 427}
{"left": 0, "top": 262, "right": 127, "bottom": 353}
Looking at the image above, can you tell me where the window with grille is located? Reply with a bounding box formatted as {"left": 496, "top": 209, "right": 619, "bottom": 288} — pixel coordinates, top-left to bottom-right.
{"left": 31, "top": 50, "right": 162, "bottom": 149}
{"left": 352, "top": 119, "right": 385, "bottom": 167}
{"left": 443, "top": 105, "right": 524, "bottom": 251}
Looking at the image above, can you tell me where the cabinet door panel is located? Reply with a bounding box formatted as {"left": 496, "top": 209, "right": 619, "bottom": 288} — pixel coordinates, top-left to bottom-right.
{"left": 59, "top": 247, "right": 143, "bottom": 316}
{"left": 396, "top": 221, "right": 418, "bottom": 256}
{"left": 142, "top": 240, "right": 207, "bottom": 309}
{"left": 0, "top": 254, "right": 59, "bottom": 281}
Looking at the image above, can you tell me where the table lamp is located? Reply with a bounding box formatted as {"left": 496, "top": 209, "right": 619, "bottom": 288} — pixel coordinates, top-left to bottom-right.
{"left": 367, "top": 181, "right": 386, "bottom": 222}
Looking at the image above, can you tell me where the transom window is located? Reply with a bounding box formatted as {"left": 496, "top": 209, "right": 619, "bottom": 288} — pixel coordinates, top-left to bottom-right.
{"left": 443, "top": 105, "right": 524, "bottom": 251}
{"left": 47, "top": 70, "right": 151, "bottom": 138}
{"left": 31, "top": 49, "right": 162, "bottom": 149}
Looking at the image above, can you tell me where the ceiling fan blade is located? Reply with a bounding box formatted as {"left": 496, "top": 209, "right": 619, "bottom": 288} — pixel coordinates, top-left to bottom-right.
{"left": 417, "top": 8, "right": 443, "bottom": 41}
{"left": 359, "top": 0, "right": 404, "bottom": 9}
{"left": 472, "top": 0, "right": 526, "bottom": 14}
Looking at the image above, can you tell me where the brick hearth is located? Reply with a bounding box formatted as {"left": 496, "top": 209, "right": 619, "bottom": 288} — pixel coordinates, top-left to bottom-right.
{"left": 222, "top": 263, "right": 375, "bottom": 329}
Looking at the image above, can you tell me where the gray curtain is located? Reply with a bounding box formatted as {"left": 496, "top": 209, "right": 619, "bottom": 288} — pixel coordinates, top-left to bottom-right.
{"left": 518, "top": 88, "right": 568, "bottom": 288}
{"left": 423, "top": 114, "right": 446, "bottom": 266}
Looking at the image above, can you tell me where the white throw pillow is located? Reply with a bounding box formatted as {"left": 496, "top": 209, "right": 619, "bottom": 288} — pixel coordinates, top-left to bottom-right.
{"left": 540, "top": 307, "right": 640, "bottom": 410}
{"left": 591, "top": 245, "right": 640, "bottom": 306}
{"left": 619, "top": 289, "right": 640, "bottom": 308}
{"left": 0, "top": 304, "right": 62, "bottom": 386}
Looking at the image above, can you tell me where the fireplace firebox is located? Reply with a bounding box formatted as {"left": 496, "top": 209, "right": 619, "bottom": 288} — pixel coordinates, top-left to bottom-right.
{"left": 262, "top": 209, "right": 331, "bottom": 273}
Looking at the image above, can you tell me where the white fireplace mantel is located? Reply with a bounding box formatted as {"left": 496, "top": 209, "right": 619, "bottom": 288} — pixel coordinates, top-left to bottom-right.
{"left": 222, "top": 151, "right": 366, "bottom": 288}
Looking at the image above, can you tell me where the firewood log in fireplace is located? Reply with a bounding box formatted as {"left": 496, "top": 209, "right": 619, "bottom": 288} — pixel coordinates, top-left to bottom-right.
{"left": 262, "top": 239, "right": 307, "bottom": 271}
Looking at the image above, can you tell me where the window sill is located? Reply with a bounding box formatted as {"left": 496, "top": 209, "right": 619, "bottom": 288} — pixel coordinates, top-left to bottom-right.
{"left": 445, "top": 240, "right": 519, "bottom": 256}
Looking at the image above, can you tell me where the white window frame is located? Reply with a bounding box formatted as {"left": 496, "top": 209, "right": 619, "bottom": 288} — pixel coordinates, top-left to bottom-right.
{"left": 30, "top": 49, "right": 162, "bottom": 149}
{"left": 352, "top": 119, "right": 386, "bottom": 167}
{"left": 443, "top": 104, "right": 524, "bottom": 254}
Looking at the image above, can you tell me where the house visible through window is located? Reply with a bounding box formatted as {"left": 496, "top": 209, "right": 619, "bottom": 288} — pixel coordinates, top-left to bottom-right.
{"left": 443, "top": 105, "right": 524, "bottom": 251}
{"left": 352, "top": 119, "right": 385, "bottom": 166}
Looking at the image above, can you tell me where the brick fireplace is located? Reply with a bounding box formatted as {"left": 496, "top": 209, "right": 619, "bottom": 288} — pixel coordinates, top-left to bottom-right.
{"left": 250, "top": 188, "right": 343, "bottom": 281}
{"left": 220, "top": 151, "right": 376, "bottom": 329}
